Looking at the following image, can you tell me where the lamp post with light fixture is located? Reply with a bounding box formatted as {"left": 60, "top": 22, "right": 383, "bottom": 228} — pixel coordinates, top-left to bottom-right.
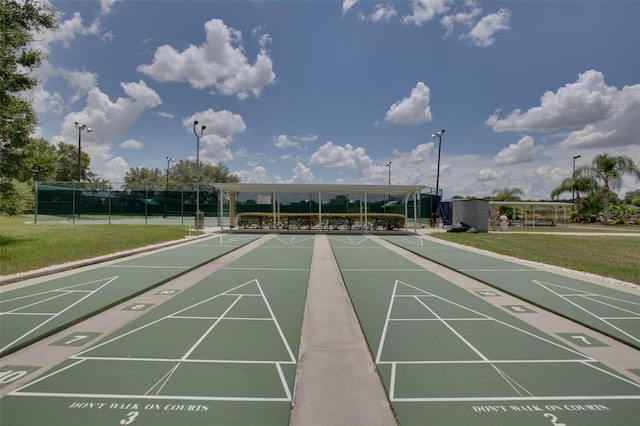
{"left": 164, "top": 156, "right": 175, "bottom": 218}
{"left": 193, "top": 121, "right": 206, "bottom": 228}
{"left": 75, "top": 121, "right": 92, "bottom": 182}
{"left": 431, "top": 129, "right": 445, "bottom": 227}
{"left": 384, "top": 161, "right": 392, "bottom": 213}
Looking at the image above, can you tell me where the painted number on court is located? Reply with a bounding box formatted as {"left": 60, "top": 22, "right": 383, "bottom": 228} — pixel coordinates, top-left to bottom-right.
{"left": 123, "top": 303, "right": 155, "bottom": 311}
{"left": 503, "top": 305, "right": 535, "bottom": 313}
{"left": 156, "top": 289, "right": 179, "bottom": 296}
{"left": 0, "top": 366, "right": 40, "bottom": 388}
{"left": 51, "top": 332, "right": 102, "bottom": 347}
{"left": 544, "top": 413, "right": 567, "bottom": 426}
{"left": 120, "top": 411, "right": 140, "bottom": 425}
{"left": 557, "top": 333, "right": 608, "bottom": 347}
{"left": 476, "top": 290, "right": 501, "bottom": 297}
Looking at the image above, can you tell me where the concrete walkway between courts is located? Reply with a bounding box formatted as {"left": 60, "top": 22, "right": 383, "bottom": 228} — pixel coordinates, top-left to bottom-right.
{"left": 290, "top": 235, "right": 396, "bottom": 426}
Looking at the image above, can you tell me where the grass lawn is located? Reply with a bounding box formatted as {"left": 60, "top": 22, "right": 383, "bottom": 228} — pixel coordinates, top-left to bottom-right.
{"left": 1, "top": 215, "right": 189, "bottom": 276}
{"left": 431, "top": 231, "right": 640, "bottom": 285}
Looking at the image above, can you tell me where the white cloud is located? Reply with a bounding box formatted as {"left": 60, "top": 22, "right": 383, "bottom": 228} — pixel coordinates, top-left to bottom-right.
{"left": 153, "top": 111, "right": 174, "bottom": 119}
{"left": 385, "top": 82, "right": 433, "bottom": 125}
{"left": 403, "top": 0, "right": 451, "bottom": 26}
{"left": 120, "top": 139, "right": 143, "bottom": 149}
{"left": 55, "top": 80, "right": 162, "bottom": 180}
{"left": 477, "top": 169, "right": 500, "bottom": 181}
{"left": 138, "top": 19, "right": 276, "bottom": 99}
{"left": 237, "top": 166, "right": 267, "bottom": 183}
{"left": 32, "top": 86, "right": 65, "bottom": 115}
{"left": 441, "top": 4, "right": 481, "bottom": 37}
{"left": 467, "top": 8, "right": 511, "bottom": 47}
{"left": 182, "top": 109, "right": 247, "bottom": 164}
{"left": 486, "top": 70, "right": 640, "bottom": 150}
{"left": 100, "top": 0, "right": 120, "bottom": 15}
{"left": 494, "top": 135, "right": 537, "bottom": 165}
{"left": 368, "top": 3, "right": 398, "bottom": 23}
{"left": 35, "top": 12, "right": 102, "bottom": 55}
{"left": 58, "top": 69, "right": 97, "bottom": 103}
{"left": 342, "top": 0, "right": 359, "bottom": 15}
{"left": 273, "top": 133, "right": 318, "bottom": 149}
{"left": 274, "top": 135, "right": 298, "bottom": 148}
{"left": 289, "top": 162, "right": 315, "bottom": 183}
{"left": 101, "top": 156, "right": 129, "bottom": 183}
{"left": 309, "top": 142, "right": 374, "bottom": 177}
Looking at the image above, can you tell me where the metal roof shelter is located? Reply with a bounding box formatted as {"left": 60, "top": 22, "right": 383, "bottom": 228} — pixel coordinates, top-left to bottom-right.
{"left": 488, "top": 201, "right": 574, "bottom": 228}
{"left": 213, "top": 183, "right": 426, "bottom": 232}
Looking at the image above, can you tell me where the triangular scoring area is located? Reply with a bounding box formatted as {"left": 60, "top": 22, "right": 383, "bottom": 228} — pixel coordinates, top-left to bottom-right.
{"left": 377, "top": 280, "right": 590, "bottom": 364}
{"left": 77, "top": 279, "right": 296, "bottom": 364}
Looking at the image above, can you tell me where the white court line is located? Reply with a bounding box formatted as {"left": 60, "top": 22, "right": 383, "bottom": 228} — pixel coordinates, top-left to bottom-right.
{"left": 276, "top": 363, "right": 292, "bottom": 401}
{"left": 257, "top": 280, "right": 297, "bottom": 363}
{"left": 222, "top": 267, "right": 309, "bottom": 271}
{"left": 576, "top": 295, "right": 640, "bottom": 316}
{"left": 413, "top": 295, "right": 489, "bottom": 362}
{"left": 397, "top": 280, "right": 592, "bottom": 360}
{"left": 340, "top": 269, "right": 425, "bottom": 272}
{"left": 379, "top": 359, "right": 594, "bottom": 365}
{"left": 9, "top": 392, "right": 291, "bottom": 402}
{"left": 181, "top": 295, "right": 242, "bottom": 360}
{"left": 0, "top": 279, "right": 112, "bottom": 303}
{"left": 1, "top": 292, "right": 70, "bottom": 315}
{"left": 534, "top": 280, "right": 640, "bottom": 345}
{"left": 73, "top": 280, "right": 261, "bottom": 357}
{"left": 146, "top": 363, "right": 180, "bottom": 396}
{"left": 105, "top": 265, "right": 189, "bottom": 269}
{"left": 460, "top": 268, "right": 535, "bottom": 272}
{"left": 391, "top": 395, "right": 640, "bottom": 403}
{"left": 582, "top": 362, "right": 640, "bottom": 388}
{"left": 72, "top": 356, "right": 295, "bottom": 364}
{"left": 0, "top": 276, "right": 119, "bottom": 354}
{"left": 375, "top": 280, "right": 397, "bottom": 363}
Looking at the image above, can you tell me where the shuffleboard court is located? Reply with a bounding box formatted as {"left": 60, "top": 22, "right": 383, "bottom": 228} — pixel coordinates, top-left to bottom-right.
{"left": 0, "top": 234, "right": 258, "bottom": 356}
{"left": 1, "top": 235, "right": 313, "bottom": 425}
{"left": 328, "top": 235, "right": 640, "bottom": 425}
{"left": 381, "top": 235, "right": 640, "bottom": 349}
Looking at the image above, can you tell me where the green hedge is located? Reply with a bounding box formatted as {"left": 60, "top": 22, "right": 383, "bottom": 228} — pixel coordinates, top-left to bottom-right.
{"left": 236, "top": 212, "right": 405, "bottom": 230}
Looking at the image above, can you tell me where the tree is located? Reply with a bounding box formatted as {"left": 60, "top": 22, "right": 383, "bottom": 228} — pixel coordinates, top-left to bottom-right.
{"left": 168, "top": 160, "right": 241, "bottom": 187}
{"left": 550, "top": 171, "right": 599, "bottom": 222}
{"left": 123, "top": 167, "right": 164, "bottom": 191}
{"left": 0, "top": 0, "right": 56, "bottom": 214}
{"left": 586, "top": 154, "right": 640, "bottom": 224}
{"left": 0, "top": 0, "right": 56, "bottom": 173}
{"left": 623, "top": 189, "right": 640, "bottom": 207}
{"left": 54, "top": 141, "right": 94, "bottom": 181}
{"left": 488, "top": 187, "right": 523, "bottom": 201}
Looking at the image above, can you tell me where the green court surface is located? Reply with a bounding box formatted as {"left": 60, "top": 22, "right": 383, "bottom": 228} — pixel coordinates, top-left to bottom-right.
{"left": 382, "top": 235, "right": 640, "bottom": 349}
{"left": 1, "top": 235, "right": 313, "bottom": 425}
{"left": 0, "top": 235, "right": 258, "bottom": 356}
{"left": 328, "top": 235, "right": 640, "bottom": 425}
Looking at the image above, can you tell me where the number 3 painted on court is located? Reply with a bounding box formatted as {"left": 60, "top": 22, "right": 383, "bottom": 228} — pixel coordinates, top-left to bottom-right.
{"left": 120, "top": 411, "right": 139, "bottom": 425}
{"left": 544, "top": 413, "right": 567, "bottom": 426}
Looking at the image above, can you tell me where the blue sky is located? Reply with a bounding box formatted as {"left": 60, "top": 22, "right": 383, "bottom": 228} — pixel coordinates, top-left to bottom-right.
{"left": 32, "top": 0, "right": 640, "bottom": 199}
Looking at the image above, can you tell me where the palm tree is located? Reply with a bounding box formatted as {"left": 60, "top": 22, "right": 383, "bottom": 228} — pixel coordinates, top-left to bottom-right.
{"left": 587, "top": 154, "right": 640, "bottom": 224}
{"left": 550, "top": 170, "right": 599, "bottom": 222}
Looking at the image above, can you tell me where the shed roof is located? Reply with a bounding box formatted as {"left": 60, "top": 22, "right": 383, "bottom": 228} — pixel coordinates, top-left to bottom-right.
{"left": 214, "top": 183, "right": 425, "bottom": 195}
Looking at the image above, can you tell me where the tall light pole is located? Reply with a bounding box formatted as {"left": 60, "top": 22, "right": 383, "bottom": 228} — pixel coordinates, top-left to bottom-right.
{"left": 165, "top": 156, "right": 175, "bottom": 192}
{"left": 75, "top": 122, "right": 92, "bottom": 182}
{"left": 431, "top": 129, "right": 445, "bottom": 227}
{"left": 385, "top": 161, "right": 392, "bottom": 212}
{"left": 572, "top": 154, "right": 581, "bottom": 204}
{"left": 193, "top": 120, "right": 206, "bottom": 216}
{"left": 385, "top": 161, "right": 391, "bottom": 185}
